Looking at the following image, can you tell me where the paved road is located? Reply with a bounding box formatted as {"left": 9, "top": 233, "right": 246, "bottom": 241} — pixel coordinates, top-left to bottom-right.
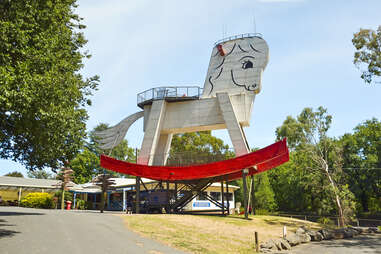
{"left": 0, "top": 207, "right": 186, "bottom": 254}
{"left": 291, "top": 234, "right": 381, "bottom": 254}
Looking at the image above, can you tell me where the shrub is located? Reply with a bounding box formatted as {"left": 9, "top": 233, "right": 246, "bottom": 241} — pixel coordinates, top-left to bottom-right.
{"left": 317, "top": 217, "right": 334, "bottom": 225}
{"left": 76, "top": 199, "right": 86, "bottom": 210}
{"left": 54, "top": 190, "right": 73, "bottom": 209}
{"left": 20, "top": 193, "right": 54, "bottom": 209}
{"left": 255, "top": 209, "right": 270, "bottom": 215}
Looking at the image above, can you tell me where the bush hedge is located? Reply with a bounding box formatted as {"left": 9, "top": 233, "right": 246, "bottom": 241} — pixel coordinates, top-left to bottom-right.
{"left": 76, "top": 199, "right": 86, "bottom": 210}
{"left": 20, "top": 193, "right": 54, "bottom": 209}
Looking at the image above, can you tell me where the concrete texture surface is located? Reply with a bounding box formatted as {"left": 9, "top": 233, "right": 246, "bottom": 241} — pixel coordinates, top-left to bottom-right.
{"left": 291, "top": 234, "right": 381, "bottom": 254}
{"left": 0, "top": 206, "right": 186, "bottom": 254}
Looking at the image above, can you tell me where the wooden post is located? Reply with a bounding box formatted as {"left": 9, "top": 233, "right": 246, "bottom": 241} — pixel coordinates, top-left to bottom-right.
{"left": 61, "top": 183, "right": 65, "bottom": 210}
{"left": 283, "top": 226, "right": 287, "bottom": 238}
{"left": 255, "top": 231, "right": 259, "bottom": 252}
{"left": 18, "top": 187, "right": 22, "bottom": 205}
{"left": 243, "top": 169, "right": 248, "bottom": 219}
{"left": 226, "top": 179, "right": 230, "bottom": 215}
{"left": 221, "top": 181, "right": 225, "bottom": 215}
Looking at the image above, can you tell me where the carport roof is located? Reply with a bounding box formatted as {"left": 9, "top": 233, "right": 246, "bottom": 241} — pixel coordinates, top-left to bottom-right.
{"left": 0, "top": 176, "right": 61, "bottom": 189}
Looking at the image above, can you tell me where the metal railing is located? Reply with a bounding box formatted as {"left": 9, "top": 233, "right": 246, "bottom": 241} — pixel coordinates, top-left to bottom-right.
{"left": 137, "top": 86, "right": 203, "bottom": 106}
{"left": 214, "top": 33, "right": 263, "bottom": 45}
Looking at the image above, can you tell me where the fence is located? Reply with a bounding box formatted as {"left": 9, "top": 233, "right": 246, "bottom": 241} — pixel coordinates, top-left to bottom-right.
{"left": 271, "top": 213, "right": 381, "bottom": 227}
{"left": 166, "top": 149, "right": 235, "bottom": 167}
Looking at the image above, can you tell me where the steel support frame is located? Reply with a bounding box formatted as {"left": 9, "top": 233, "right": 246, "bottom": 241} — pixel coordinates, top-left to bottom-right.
{"left": 170, "top": 179, "right": 215, "bottom": 212}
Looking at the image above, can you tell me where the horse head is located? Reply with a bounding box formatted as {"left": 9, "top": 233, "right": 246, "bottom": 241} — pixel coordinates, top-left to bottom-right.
{"left": 202, "top": 34, "right": 269, "bottom": 98}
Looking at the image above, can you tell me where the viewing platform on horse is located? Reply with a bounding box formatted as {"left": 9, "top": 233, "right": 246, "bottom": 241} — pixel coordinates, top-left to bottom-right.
{"left": 137, "top": 86, "right": 203, "bottom": 109}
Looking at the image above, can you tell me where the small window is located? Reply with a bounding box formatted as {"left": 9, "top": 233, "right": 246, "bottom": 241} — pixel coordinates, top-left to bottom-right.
{"left": 224, "top": 193, "right": 233, "bottom": 201}
{"left": 210, "top": 192, "right": 221, "bottom": 200}
{"left": 196, "top": 192, "right": 208, "bottom": 200}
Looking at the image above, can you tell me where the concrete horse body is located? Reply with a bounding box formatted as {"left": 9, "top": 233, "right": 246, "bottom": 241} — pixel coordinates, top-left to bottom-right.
{"left": 96, "top": 34, "right": 269, "bottom": 167}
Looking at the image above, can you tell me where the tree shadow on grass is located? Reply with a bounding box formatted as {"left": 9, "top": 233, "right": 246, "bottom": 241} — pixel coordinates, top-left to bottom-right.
{"left": 262, "top": 218, "right": 311, "bottom": 228}
{"left": 189, "top": 213, "right": 254, "bottom": 221}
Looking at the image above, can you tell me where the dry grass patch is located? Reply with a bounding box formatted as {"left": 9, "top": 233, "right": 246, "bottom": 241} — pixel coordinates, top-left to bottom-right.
{"left": 120, "top": 214, "right": 321, "bottom": 254}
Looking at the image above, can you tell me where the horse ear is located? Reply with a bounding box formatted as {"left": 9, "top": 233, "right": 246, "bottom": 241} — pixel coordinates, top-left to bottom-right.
{"left": 217, "top": 44, "right": 226, "bottom": 56}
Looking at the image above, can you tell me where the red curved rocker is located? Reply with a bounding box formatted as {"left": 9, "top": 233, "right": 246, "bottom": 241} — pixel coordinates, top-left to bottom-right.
{"left": 100, "top": 138, "right": 289, "bottom": 181}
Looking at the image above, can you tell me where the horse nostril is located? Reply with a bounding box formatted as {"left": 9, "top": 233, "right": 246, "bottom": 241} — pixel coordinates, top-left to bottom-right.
{"left": 242, "top": 60, "right": 253, "bottom": 69}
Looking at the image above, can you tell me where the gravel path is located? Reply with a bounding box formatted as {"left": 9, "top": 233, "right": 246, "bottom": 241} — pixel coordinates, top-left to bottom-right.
{"left": 291, "top": 234, "right": 381, "bottom": 254}
{"left": 0, "top": 206, "right": 186, "bottom": 254}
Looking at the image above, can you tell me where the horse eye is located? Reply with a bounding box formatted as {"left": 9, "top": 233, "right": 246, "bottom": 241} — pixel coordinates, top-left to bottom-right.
{"left": 242, "top": 60, "right": 253, "bottom": 69}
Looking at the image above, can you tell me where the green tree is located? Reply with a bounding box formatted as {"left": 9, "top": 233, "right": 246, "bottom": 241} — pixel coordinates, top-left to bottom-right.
{"left": 352, "top": 26, "right": 381, "bottom": 84}
{"left": 275, "top": 107, "right": 352, "bottom": 226}
{"left": 268, "top": 153, "right": 309, "bottom": 213}
{"left": 168, "top": 131, "right": 234, "bottom": 165}
{"left": 69, "top": 148, "right": 100, "bottom": 184}
{"left": 4, "top": 171, "right": 24, "bottom": 177}
{"left": 253, "top": 172, "right": 277, "bottom": 212}
{"left": 0, "top": 0, "right": 99, "bottom": 170}
{"left": 340, "top": 118, "right": 381, "bottom": 213}
{"left": 27, "top": 169, "right": 53, "bottom": 179}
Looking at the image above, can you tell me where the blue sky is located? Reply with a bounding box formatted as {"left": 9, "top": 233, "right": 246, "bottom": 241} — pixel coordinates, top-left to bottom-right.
{"left": 1, "top": 0, "right": 381, "bottom": 176}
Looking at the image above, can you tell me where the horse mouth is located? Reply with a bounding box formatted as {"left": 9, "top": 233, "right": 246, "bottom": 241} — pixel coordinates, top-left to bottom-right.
{"left": 230, "top": 70, "right": 258, "bottom": 91}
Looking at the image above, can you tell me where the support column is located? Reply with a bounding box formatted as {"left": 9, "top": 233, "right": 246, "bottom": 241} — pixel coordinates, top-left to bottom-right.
{"left": 217, "top": 92, "right": 250, "bottom": 156}
{"left": 138, "top": 100, "right": 167, "bottom": 165}
{"left": 226, "top": 180, "right": 230, "bottom": 215}
{"left": 251, "top": 175, "right": 255, "bottom": 215}
{"left": 243, "top": 169, "right": 249, "bottom": 219}
{"left": 221, "top": 181, "right": 225, "bottom": 215}
{"left": 153, "top": 133, "right": 173, "bottom": 166}
{"left": 174, "top": 182, "right": 178, "bottom": 202}
{"left": 166, "top": 181, "right": 170, "bottom": 213}
{"left": 136, "top": 177, "right": 140, "bottom": 214}
{"left": 123, "top": 189, "right": 126, "bottom": 211}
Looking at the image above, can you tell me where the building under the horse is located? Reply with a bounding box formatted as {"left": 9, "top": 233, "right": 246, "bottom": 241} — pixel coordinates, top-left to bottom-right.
{"left": 0, "top": 176, "right": 239, "bottom": 213}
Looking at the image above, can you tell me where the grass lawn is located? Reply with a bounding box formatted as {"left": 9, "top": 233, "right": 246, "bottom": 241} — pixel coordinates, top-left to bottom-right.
{"left": 120, "top": 214, "right": 321, "bottom": 254}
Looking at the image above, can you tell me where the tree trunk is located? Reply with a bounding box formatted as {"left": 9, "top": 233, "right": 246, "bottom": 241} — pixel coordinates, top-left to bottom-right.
{"left": 323, "top": 163, "right": 345, "bottom": 227}
{"left": 100, "top": 190, "right": 105, "bottom": 213}
{"left": 360, "top": 192, "right": 369, "bottom": 212}
{"left": 61, "top": 185, "right": 65, "bottom": 210}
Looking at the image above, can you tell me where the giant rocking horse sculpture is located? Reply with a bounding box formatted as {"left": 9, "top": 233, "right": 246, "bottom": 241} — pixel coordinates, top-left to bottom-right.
{"left": 96, "top": 33, "right": 289, "bottom": 181}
